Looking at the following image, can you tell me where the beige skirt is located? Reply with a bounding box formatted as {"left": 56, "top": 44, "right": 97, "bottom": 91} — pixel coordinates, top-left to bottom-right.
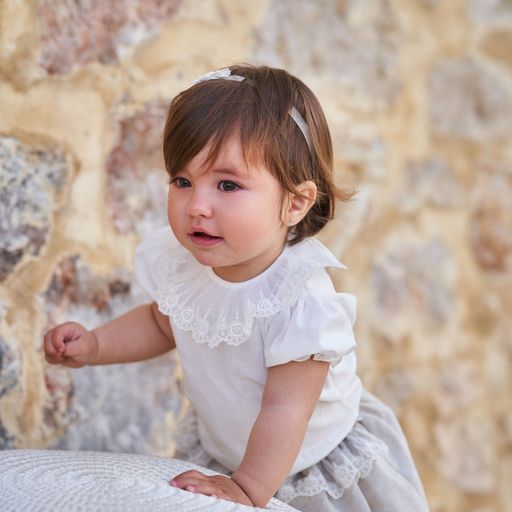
{"left": 175, "top": 390, "right": 430, "bottom": 512}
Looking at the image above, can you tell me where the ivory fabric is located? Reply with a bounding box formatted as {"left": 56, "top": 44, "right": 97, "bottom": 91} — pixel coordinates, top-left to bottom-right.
{"left": 134, "top": 227, "right": 362, "bottom": 474}
{"left": 0, "top": 450, "right": 297, "bottom": 511}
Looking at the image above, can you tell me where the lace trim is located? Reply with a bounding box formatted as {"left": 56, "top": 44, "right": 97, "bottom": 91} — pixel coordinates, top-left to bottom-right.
{"left": 276, "top": 421, "right": 388, "bottom": 503}
{"left": 174, "top": 408, "right": 388, "bottom": 504}
{"left": 154, "top": 235, "right": 344, "bottom": 347}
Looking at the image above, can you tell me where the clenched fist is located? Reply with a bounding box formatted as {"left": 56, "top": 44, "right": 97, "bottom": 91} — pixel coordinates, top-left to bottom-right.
{"left": 43, "top": 322, "right": 98, "bottom": 368}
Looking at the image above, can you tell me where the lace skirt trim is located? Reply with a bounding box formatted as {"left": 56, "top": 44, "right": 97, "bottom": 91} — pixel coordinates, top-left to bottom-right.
{"left": 174, "top": 408, "right": 388, "bottom": 504}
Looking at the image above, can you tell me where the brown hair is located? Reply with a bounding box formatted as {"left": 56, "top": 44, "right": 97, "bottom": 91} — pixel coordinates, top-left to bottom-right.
{"left": 163, "top": 64, "right": 354, "bottom": 245}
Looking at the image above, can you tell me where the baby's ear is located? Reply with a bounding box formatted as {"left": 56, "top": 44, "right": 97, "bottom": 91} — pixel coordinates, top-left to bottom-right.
{"left": 283, "top": 181, "right": 317, "bottom": 226}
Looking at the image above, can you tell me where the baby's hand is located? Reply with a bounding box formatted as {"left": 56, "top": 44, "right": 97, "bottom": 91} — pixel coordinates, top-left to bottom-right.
{"left": 43, "top": 322, "right": 98, "bottom": 368}
{"left": 170, "top": 470, "right": 254, "bottom": 507}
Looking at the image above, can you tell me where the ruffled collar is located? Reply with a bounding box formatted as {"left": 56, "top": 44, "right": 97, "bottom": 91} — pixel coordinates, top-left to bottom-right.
{"left": 154, "top": 230, "right": 346, "bottom": 347}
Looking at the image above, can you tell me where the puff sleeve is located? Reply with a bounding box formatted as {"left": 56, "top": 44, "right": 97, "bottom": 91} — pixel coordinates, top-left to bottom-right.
{"left": 264, "top": 292, "right": 357, "bottom": 368}
{"left": 133, "top": 226, "right": 173, "bottom": 301}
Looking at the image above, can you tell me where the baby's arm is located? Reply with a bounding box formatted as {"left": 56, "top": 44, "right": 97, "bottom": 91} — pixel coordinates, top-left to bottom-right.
{"left": 44, "top": 303, "right": 175, "bottom": 367}
{"left": 172, "top": 358, "right": 329, "bottom": 507}
{"left": 232, "top": 359, "right": 329, "bottom": 506}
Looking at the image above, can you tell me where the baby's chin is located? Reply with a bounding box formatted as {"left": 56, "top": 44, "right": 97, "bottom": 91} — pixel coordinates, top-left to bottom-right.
{"left": 185, "top": 244, "right": 225, "bottom": 268}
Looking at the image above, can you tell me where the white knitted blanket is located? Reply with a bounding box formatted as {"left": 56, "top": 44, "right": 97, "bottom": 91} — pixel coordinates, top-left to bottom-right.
{"left": 0, "top": 450, "right": 297, "bottom": 511}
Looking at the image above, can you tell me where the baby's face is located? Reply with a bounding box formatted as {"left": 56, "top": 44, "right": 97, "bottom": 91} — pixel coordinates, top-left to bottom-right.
{"left": 167, "top": 133, "right": 289, "bottom": 282}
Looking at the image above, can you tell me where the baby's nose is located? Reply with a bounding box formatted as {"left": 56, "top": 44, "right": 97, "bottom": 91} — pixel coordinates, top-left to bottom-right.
{"left": 187, "top": 190, "right": 213, "bottom": 217}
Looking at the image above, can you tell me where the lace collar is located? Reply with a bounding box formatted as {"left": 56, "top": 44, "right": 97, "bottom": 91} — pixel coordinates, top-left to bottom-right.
{"left": 154, "top": 231, "right": 346, "bottom": 347}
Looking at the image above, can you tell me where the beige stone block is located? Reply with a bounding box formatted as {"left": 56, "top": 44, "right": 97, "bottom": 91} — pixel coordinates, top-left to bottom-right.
{"left": 468, "top": 0, "right": 512, "bottom": 25}
{"left": 480, "top": 29, "right": 512, "bottom": 68}
{"left": 253, "top": 0, "right": 401, "bottom": 109}
{"left": 132, "top": 0, "right": 267, "bottom": 78}
{"left": 0, "top": 0, "right": 43, "bottom": 88}
{"left": 428, "top": 57, "right": 512, "bottom": 140}
{"left": 499, "top": 455, "right": 512, "bottom": 512}
{"left": 368, "top": 228, "right": 457, "bottom": 344}
{"left": 434, "top": 414, "right": 496, "bottom": 493}
{"left": 435, "top": 359, "right": 484, "bottom": 418}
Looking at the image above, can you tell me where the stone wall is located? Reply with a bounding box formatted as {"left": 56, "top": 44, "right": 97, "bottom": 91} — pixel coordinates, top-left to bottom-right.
{"left": 0, "top": 1, "right": 511, "bottom": 511}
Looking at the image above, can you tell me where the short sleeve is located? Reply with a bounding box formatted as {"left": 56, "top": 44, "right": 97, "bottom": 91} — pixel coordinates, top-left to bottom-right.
{"left": 133, "top": 226, "right": 175, "bottom": 301}
{"left": 264, "top": 292, "right": 357, "bottom": 368}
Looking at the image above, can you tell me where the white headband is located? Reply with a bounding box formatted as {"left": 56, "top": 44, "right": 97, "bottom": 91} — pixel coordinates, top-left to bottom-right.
{"left": 192, "top": 68, "right": 312, "bottom": 150}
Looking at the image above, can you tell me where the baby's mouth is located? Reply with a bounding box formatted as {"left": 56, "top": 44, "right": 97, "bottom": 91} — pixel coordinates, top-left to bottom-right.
{"left": 191, "top": 231, "right": 222, "bottom": 240}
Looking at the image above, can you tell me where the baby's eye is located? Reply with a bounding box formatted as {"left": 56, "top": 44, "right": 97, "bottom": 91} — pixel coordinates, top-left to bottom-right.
{"left": 218, "top": 180, "right": 241, "bottom": 192}
{"left": 172, "top": 177, "right": 191, "bottom": 188}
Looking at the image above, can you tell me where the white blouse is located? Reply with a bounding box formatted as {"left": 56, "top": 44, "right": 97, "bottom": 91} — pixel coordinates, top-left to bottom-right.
{"left": 134, "top": 227, "right": 362, "bottom": 475}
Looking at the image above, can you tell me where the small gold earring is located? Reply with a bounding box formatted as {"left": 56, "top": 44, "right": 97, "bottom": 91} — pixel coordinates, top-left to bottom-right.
{"left": 288, "top": 218, "right": 295, "bottom": 225}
